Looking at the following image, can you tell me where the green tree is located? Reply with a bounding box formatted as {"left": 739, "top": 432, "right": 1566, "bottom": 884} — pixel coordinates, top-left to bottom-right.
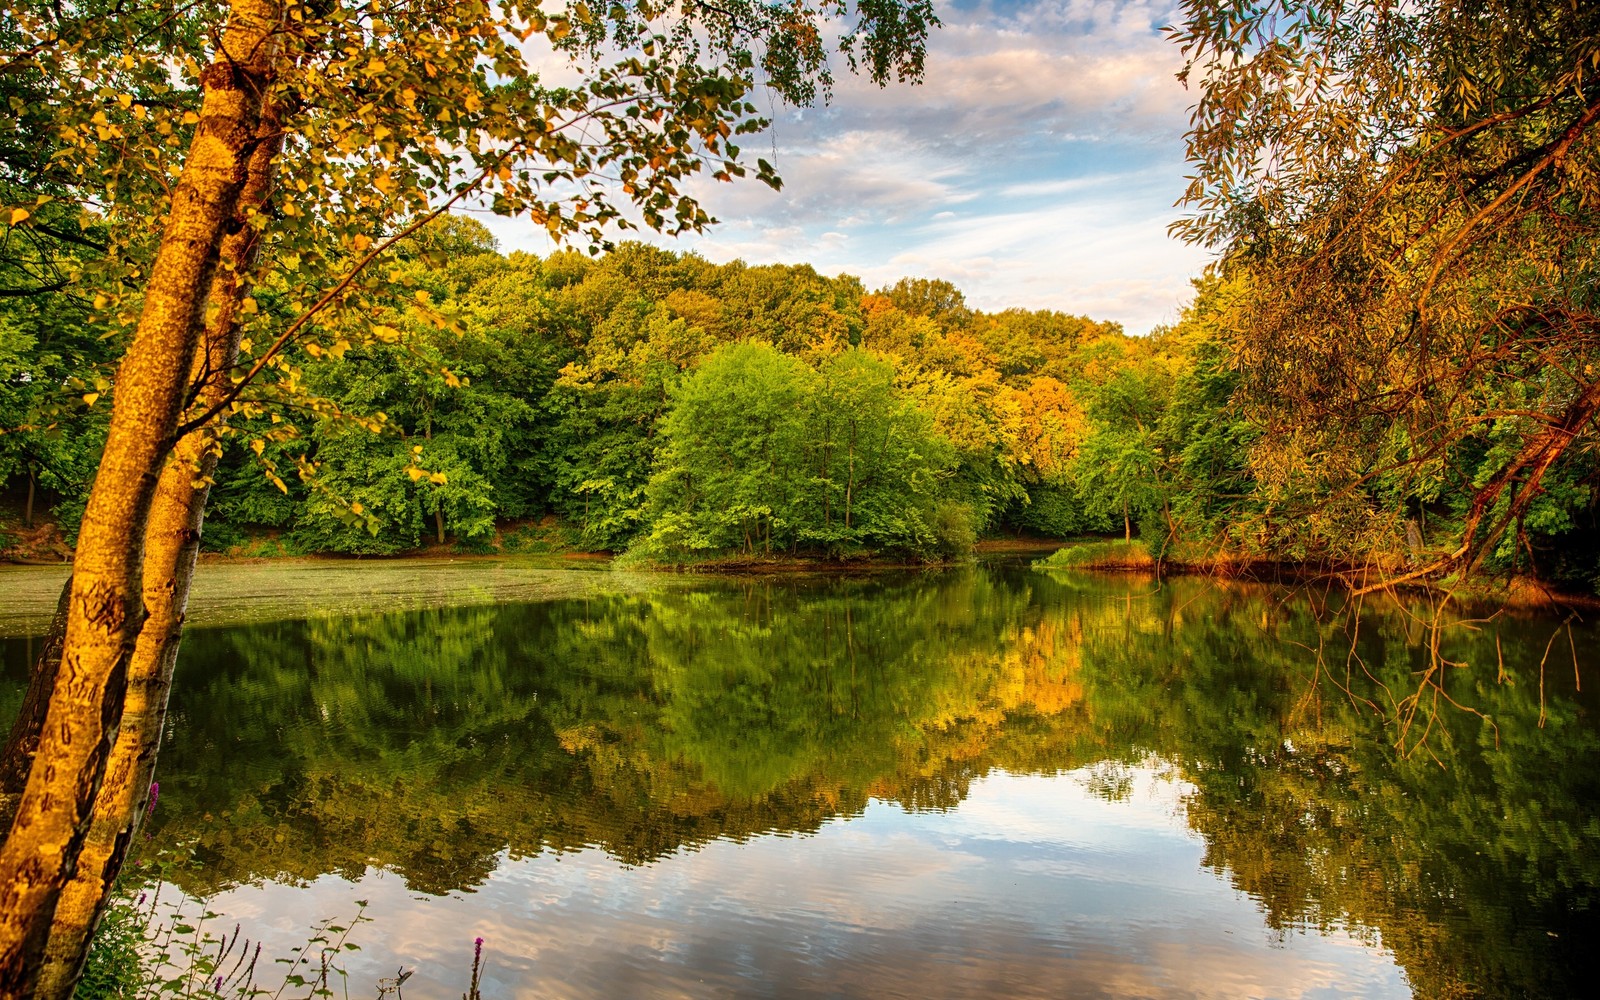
{"left": 645, "top": 341, "right": 811, "bottom": 554}
{"left": 643, "top": 343, "right": 957, "bottom": 558}
{"left": 1070, "top": 367, "right": 1170, "bottom": 541}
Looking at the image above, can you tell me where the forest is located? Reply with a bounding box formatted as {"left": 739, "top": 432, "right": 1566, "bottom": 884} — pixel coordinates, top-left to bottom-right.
{"left": 4, "top": 3, "right": 1599, "bottom": 593}
{"left": 9, "top": 219, "right": 1600, "bottom": 589}
{"left": 5, "top": 217, "right": 1153, "bottom": 562}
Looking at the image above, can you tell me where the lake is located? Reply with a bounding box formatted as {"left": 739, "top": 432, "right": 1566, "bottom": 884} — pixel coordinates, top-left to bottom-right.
{"left": 2, "top": 559, "right": 1597, "bottom": 998}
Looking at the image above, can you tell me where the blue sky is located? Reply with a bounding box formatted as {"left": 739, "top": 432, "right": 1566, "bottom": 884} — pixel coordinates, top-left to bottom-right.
{"left": 482, "top": 1, "right": 1212, "bottom": 334}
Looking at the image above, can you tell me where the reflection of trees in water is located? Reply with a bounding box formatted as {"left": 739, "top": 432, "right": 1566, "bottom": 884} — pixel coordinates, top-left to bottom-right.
{"left": 1055, "top": 575, "right": 1600, "bottom": 999}
{"left": 133, "top": 569, "right": 1599, "bottom": 998}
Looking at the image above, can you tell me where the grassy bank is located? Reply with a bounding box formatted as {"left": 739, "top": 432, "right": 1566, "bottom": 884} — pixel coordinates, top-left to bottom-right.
{"left": 0, "top": 556, "right": 640, "bottom": 638}
{"left": 1032, "top": 539, "right": 1600, "bottom": 613}
{"left": 1032, "top": 539, "right": 1157, "bottom": 571}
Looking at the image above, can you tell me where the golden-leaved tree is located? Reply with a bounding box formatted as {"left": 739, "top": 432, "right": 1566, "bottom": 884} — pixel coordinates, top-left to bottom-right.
{"left": 0, "top": 1, "right": 936, "bottom": 993}
{"left": 1172, "top": 0, "right": 1600, "bottom": 584}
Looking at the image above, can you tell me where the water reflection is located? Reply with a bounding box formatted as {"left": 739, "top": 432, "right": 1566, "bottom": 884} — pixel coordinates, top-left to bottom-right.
{"left": 1, "top": 565, "right": 1597, "bottom": 997}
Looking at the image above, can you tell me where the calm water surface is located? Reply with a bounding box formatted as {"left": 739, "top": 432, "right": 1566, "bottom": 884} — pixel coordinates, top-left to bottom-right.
{"left": 2, "top": 561, "right": 1597, "bottom": 998}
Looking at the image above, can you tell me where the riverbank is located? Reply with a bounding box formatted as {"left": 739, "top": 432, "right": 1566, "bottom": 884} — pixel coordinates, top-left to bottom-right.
{"left": 1031, "top": 538, "right": 1600, "bottom": 613}
{"left": 0, "top": 555, "right": 636, "bottom": 637}
{"left": 8, "top": 506, "right": 1593, "bottom": 615}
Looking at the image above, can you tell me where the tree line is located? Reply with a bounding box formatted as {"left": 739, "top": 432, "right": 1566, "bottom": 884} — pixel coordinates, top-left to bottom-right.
{"left": 12, "top": 217, "right": 1600, "bottom": 585}
{"left": 8, "top": 221, "right": 1146, "bottom": 561}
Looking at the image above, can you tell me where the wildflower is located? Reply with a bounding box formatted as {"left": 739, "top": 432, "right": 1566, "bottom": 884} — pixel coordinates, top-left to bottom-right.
{"left": 145, "top": 781, "right": 160, "bottom": 819}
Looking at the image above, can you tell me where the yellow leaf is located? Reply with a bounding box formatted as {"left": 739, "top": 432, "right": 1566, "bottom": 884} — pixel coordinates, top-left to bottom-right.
{"left": 350, "top": 502, "right": 364, "bottom": 515}
{"left": 429, "top": 472, "right": 448, "bottom": 485}
{"left": 406, "top": 467, "right": 425, "bottom": 481}
{"left": 182, "top": 111, "right": 199, "bottom": 125}
{"left": 82, "top": 392, "right": 100, "bottom": 407}
{"left": 251, "top": 439, "right": 265, "bottom": 455}
{"left": 352, "top": 233, "right": 373, "bottom": 252}
{"left": 9, "top": 207, "right": 28, "bottom": 225}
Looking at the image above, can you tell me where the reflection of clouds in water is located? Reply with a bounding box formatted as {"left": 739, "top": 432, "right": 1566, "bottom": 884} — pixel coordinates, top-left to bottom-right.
{"left": 186, "top": 767, "right": 1408, "bottom": 999}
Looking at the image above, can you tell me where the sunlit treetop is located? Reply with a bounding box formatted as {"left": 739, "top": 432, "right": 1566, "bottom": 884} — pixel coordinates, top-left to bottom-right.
{"left": 1, "top": 0, "right": 936, "bottom": 465}
{"left": 1172, "top": 0, "right": 1600, "bottom": 250}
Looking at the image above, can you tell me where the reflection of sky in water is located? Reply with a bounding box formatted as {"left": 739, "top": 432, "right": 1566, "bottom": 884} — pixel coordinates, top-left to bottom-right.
{"left": 186, "top": 766, "right": 1409, "bottom": 999}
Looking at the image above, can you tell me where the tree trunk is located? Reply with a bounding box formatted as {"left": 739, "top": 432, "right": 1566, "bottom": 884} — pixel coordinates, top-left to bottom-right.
{"left": 22, "top": 470, "right": 34, "bottom": 529}
{"left": 1124, "top": 502, "right": 1131, "bottom": 542}
{"left": 0, "top": 3, "right": 281, "bottom": 990}
{"left": 435, "top": 508, "right": 447, "bottom": 546}
{"left": 0, "top": 580, "right": 73, "bottom": 832}
{"left": 30, "top": 97, "right": 285, "bottom": 1000}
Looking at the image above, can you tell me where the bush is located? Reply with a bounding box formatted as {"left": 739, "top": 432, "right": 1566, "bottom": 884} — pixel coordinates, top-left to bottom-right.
{"left": 924, "top": 500, "right": 978, "bottom": 560}
{"left": 1032, "top": 539, "right": 1155, "bottom": 571}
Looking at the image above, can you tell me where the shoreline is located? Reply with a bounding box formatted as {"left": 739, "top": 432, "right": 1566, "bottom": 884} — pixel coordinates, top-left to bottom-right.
{"left": 6, "top": 534, "right": 1595, "bottom": 614}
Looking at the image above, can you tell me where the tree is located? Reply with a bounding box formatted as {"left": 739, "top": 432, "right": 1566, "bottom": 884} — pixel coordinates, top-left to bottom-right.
{"left": 1070, "top": 367, "right": 1170, "bottom": 541}
{"left": 645, "top": 341, "right": 811, "bottom": 553}
{"left": 1172, "top": 0, "right": 1600, "bottom": 585}
{"left": 0, "top": 1, "right": 938, "bottom": 992}
{"left": 642, "top": 343, "right": 957, "bottom": 558}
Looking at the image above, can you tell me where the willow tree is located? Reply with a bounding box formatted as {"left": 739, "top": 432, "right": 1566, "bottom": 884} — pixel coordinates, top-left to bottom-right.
{"left": 0, "top": 1, "right": 936, "bottom": 993}
{"left": 1173, "top": 0, "right": 1600, "bottom": 583}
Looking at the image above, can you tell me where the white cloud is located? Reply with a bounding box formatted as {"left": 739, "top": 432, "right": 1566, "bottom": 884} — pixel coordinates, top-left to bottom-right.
{"left": 479, "top": 0, "right": 1215, "bottom": 333}
{"left": 184, "top": 768, "right": 1410, "bottom": 1000}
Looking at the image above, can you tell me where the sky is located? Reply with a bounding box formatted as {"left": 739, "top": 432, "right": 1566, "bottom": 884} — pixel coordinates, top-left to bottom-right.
{"left": 478, "top": 0, "right": 1214, "bottom": 335}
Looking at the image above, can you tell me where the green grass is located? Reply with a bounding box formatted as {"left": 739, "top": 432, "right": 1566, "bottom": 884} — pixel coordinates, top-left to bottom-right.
{"left": 74, "top": 898, "right": 146, "bottom": 1000}
{"left": 0, "top": 557, "right": 620, "bottom": 638}
{"left": 1032, "top": 539, "right": 1156, "bottom": 571}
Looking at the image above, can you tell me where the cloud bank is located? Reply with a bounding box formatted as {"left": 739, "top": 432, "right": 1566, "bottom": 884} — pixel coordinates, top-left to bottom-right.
{"left": 481, "top": 0, "right": 1214, "bottom": 334}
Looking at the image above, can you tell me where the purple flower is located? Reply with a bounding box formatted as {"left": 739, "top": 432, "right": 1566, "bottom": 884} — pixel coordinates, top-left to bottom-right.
{"left": 145, "top": 782, "right": 160, "bottom": 818}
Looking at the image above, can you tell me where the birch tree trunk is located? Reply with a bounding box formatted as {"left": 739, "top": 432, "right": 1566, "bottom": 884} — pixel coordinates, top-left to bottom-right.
{"left": 28, "top": 98, "right": 285, "bottom": 1000}
{"left": 0, "top": 583, "right": 72, "bottom": 833}
{"left": 0, "top": 2, "right": 282, "bottom": 990}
